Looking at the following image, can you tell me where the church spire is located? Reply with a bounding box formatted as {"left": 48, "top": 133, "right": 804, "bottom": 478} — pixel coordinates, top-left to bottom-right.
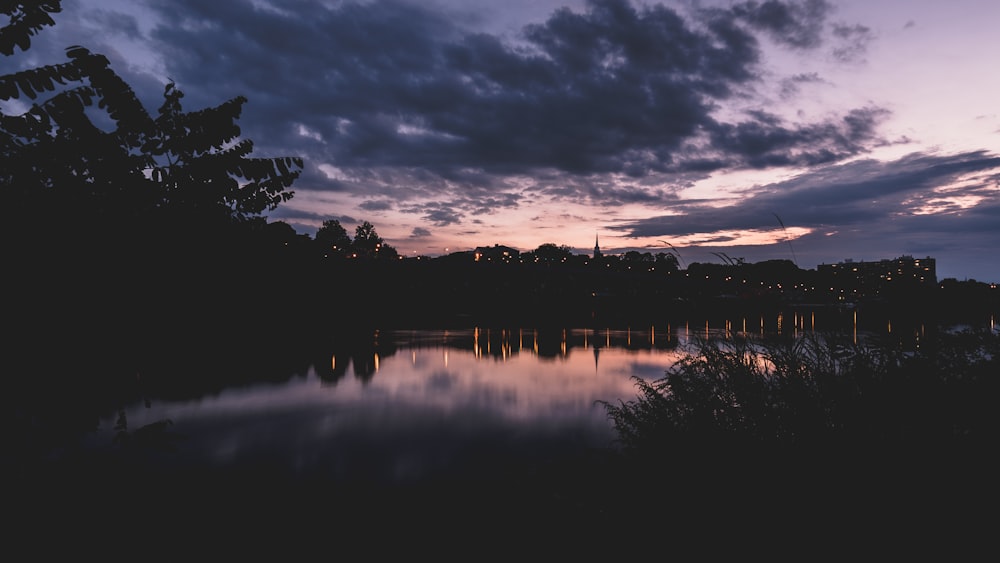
{"left": 594, "top": 232, "right": 602, "bottom": 259}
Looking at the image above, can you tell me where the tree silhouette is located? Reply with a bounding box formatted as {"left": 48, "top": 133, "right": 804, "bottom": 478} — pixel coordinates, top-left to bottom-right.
{"left": 315, "top": 219, "right": 352, "bottom": 258}
{"left": 352, "top": 221, "right": 382, "bottom": 257}
{"left": 2, "top": 14, "right": 305, "bottom": 352}
{"left": 654, "top": 252, "right": 679, "bottom": 272}
{"left": 0, "top": 0, "right": 62, "bottom": 56}
{"left": 147, "top": 81, "right": 301, "bottom": 223}
{"left": 2, "top": 47, "right": 302, "bottom": 249}
{"left": 351, "top": 220, "right": 398, "bottom": 260}
{"left": 527, "top": 243, "right": 573, "bottom": 264}
{"left": 622, "top": 250, "right": 654, "bottom": 265}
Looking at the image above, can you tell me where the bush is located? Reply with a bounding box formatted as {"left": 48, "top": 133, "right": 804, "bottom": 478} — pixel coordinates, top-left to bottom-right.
{"left": 603, "top": 328, "right": 999, "bottom": 462}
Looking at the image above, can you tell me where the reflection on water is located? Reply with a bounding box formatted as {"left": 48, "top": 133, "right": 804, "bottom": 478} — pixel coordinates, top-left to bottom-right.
{"left": 91, "top": 326, "right": 694, "bottom": 484}
{"left": 84, "top": 309, "right": 994, "bottom": 484}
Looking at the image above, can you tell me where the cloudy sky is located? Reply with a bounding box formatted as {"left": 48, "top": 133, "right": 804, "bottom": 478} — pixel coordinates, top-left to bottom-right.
{"left": 4, "top": 0, "right": 999, "bottom": 281}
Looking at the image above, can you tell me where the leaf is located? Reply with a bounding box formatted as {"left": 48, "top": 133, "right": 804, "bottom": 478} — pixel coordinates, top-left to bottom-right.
{"left": 14, "top": 74, "right": 36, "bottom": 99}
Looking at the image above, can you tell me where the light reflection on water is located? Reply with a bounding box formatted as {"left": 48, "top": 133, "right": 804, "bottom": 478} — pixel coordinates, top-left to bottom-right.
{"left": 88, "top": 313, "right": 992, "bottom": 483}
{"left": 91, "top": 327, "right": 693, "bottom": 483}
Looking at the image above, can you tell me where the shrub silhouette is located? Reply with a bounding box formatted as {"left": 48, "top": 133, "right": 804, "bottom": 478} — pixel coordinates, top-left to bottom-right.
{"left": 603, "top": 329, "right": 999, "bottom": 466}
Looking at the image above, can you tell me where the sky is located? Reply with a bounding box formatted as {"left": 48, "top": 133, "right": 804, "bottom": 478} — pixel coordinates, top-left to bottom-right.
{"left": 3, "top": 0, "right": 999, "bottom": 281}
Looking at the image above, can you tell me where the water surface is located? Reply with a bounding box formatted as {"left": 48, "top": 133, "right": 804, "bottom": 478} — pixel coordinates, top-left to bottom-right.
{"left": 82, "top": 310, "right": 995, "bottom": 484}
{"left": 87, "top": 327, "right": 690, "bottom": 483}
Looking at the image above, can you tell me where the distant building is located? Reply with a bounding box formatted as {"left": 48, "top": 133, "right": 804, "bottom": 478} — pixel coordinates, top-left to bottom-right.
{"left": 474, "top": 244, "right": 519, "bottom": 263}
{"left": 593, "top": 233, "right": 603, "bottom": 260}
{"left": 817, "top": 255, "right": 937, "bottom": 297}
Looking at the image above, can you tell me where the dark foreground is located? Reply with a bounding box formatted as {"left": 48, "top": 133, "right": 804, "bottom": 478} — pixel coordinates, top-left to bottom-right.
{"left": 6, "top": 435, "right": 994, "bottom": 559}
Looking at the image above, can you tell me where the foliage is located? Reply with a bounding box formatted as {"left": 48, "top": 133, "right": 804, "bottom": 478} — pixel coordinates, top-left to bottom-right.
{"left": 622, "top": 250, "right": 653, "bottom": 263}
{"left": 602, "top": 329, "right": 1000, "bottom": 459}
{"left": 352, "top": 220, "right": 382, "bottom": 258}
{"left": 315, "top": 219, "right": 352, "bottom": 257}
{"left": 0, "top": 6, "right": 303, "bottom": 258}
{"left": 315, "top": 219, "right": 398, "bottom": 260}
{"left": 525, "top": 242, "right": 573, "bottom": 264}
{"left": 654, "top": 252, "right": 679, "bottom": 271}
{"left": 1, "top": 47, "right": 302, "bottom": 243}
{"left": 0, "top": 0, "right": 62, "bottom": 56}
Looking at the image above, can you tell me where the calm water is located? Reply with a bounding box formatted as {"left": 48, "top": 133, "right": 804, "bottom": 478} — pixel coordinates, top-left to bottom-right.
{"left": 81, "top": 310, "right": 997, "bottom": 484}
{"left": 84, "top": 326, "right": 689, "bottom": 483}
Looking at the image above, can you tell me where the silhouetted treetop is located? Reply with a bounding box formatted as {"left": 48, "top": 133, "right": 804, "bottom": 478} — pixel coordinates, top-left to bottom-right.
{"left": 1, "top": 45, "right": 303, "bottom": 241}
{"left": 0, "top": 0, "right": 62, "bottom": 56}
{"left": 525, "top": 243, "right": 573, "bottom": 264}
{"left": 351, "top": 220, "right": 398, "bottom": 260}
{"left": 315, "top": 219, "right": 352, "bottom": 257}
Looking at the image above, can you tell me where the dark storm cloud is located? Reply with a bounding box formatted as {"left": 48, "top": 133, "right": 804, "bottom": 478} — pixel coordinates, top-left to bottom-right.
{"left": 706, "top": 106, "right": 889, "bottom": 168}
{"left": 617, "top": 151, "right": 1000, "bottom": 237}
{"left": 727, "top": 0, "right": 831, "bottom": 49}
{"left": 468, "top": 193, "right": 522, "bottom": 215}
{"left": 724, "top": 0, "right": 872, "bottom": 62}
{"left": 397, "top": 187, "right": 523, "bottom": 225}
{"left": 104, "top": 0, "right": 881, "bottom": 186}
{"left": 546, "top": 179, "right": 676, "bottom": 205}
